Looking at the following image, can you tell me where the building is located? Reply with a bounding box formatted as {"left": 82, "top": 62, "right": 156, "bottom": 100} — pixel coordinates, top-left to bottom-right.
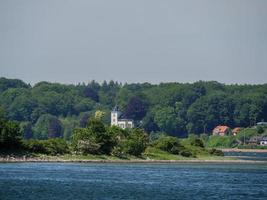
{"left": 111, "top": 106, "right": 134, "bottom": 129}
{"left": 248, "top": 136, "right": 261, "bottom": 145}
{"left": 212, "top": 125, "right": 230, "bottom": 136}
{"left": 257, "top": 122, "right": 267, "bottom": 126}
{"left": 249, "top": 136, "right": 267, "bottom": 146}
{"left": 260, "top": 137, "right": 267, "bottom": 146}
{"left": 232, "top": 127, "right": 241, "bottom": 136}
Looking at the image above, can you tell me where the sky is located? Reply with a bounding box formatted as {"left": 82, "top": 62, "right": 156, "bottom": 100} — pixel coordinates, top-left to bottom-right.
{"left": 0, "top": 0, "right": 267, "bottom": 85}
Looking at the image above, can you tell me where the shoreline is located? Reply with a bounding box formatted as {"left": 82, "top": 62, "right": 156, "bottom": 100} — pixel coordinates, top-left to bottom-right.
{"left": 1, "top": 148, "right": 266, "bottom": 164}
{"left": 0, "top": 157, "right": 266, "bottom": 164}
{"left": 220, "top": 148, "right": 267, "bottom": 153}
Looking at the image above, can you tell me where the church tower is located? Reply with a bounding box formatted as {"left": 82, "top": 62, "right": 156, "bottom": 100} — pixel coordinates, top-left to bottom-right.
{"left": 111, "top": 106, "right": 120, "bottom": 126}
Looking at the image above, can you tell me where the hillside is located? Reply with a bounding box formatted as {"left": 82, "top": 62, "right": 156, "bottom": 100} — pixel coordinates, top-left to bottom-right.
{"left": 0, "top": 77, "right": 267, "bottom": 139}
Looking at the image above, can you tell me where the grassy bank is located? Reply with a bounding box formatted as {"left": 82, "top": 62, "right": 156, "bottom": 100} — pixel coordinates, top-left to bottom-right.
{"left": 0, "top": 146, "right": 234, "bottom": 163}
{"left": 2, "top": 154, "right": 264, "bottom": 164}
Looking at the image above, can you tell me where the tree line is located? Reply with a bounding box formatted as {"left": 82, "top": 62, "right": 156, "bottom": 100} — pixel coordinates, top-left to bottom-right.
{"left": 0, "top": 113, "right": 223, "bottom": 158}
{"left": 0, "top": 77, "right": 267, "bottom": 139}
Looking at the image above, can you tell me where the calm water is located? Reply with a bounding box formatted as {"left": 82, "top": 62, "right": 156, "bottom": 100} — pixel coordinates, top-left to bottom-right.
{"left": 224, "top": 152, "right": 267, "bottom": 161}
{"left": 0, "top": 162, "right": 267, "bottom": 200}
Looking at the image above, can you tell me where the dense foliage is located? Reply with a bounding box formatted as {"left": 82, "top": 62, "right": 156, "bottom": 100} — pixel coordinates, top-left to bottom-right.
{"left": 152, "top": 136, "right": 184, "bottom": 154}
{"left": 0, "top": 116, "right": 22, "bottom": 150}
{"left": 71, "top": 118, "right": 148, "bottom": 156}
{"left": 1, "top": 77, "right": 267, "bottom": 139}
{"left": 23, "top": 138, "right": 69, "bottom": 155}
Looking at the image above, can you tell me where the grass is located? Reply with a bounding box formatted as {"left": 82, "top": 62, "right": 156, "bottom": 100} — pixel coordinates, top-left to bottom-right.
{"left": 144, "top": 147, "right": 187, "bottom": 160}
{"left": 1, "top": 147, "right": 228, "bottom": 161}
{"left": 180, "top": 139, "right": 209, "bottom": 156}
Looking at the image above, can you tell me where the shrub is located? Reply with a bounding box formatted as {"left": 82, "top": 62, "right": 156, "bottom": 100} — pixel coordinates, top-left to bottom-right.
{"left": 77, "top": 139, "right": 100, "bottom": 155}
{"left": 111, "top": 146, "right": 127, "bottom": 159}
{"left": 152, "top": 136, "right": 184, "bottom": 154}
{"left": 23, "top": 140, "right": 46, "bottom": 154}
{"left": 208, "top": 148, "right": 224, "bottom": 156}
{"left": 206, "top": 136, "right": 237, "bottom": 148}
{"left": 257, "top": 126, "right": 264, "bottom": 134}
{"left": 191, "top": 138, "right": 204, "bottom": 148}
{"left": 24, "top": 138, "right": 69, "bottom": 155}
{"left": 71, "top": 119, "right": 116, "bottom": 155}
{"left": 42, "top": 138, "right": 69, "bottom": 155}
{"left": 71, "top": 128, "right": 100, "bottom": 155}
{"left": 180, "top": 150, "right": 193, "bottom": 157}
{"left": 0, "top": 119, "right": 22, "bottom": 150}
{"left": 123, "top": 129, "right": 149, "bottom": 156}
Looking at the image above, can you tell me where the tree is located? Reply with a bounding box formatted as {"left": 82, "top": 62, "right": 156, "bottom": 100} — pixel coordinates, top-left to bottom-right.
{"left": 8, "top": 93, "right": 37, "bottom": 121}
{"left": 123, "top": 129, "right": 148, "bottom": 156}
{"left": 124, "top": 96, "right": 148, "bottom": 120}
{"left": 187, "top": 94, "right": 234, "bottom": 134}
{"left": 0, "top": 118, "right": 22, "bottom": 150}
{"left": 48, "top": 117, "right": 63, "bottom": 138}
{"left": 20, "top": 121, "right": 33, "bottom": 139}
{"left": 73, "top": 99, "right": 95, "bottom": 114}
{"left": 33, "top": 114, "right": 63, "bottom": 139}
{"left": 153, "top": 106, "right": 179, "bottom": 135}
{"left": 83, "top": 87, "right": 99, "bottom": 102}
{"left": 1, "top": 77, "right": 267, "bottom": 138}
{"left": 0, "top": 77, "right": 29, "bottom": 93}
{"left": 0, "top": 106, "right": 6, "bottom": 119}
{"left": 95, "top": 110, "right": 105, "bottom": 120}
{"left": 152, "top": 136, "right": 184, "bottom": 154}
{"left": 72, "top": 118, "right": 115, "bottom": 155}
{"left": 79, "top": 112, "right": 90, "bottom": 128}
{"left": 71, "top": 128, "right": 101, "bottom": 154}
{"left": 142, "top": 111, "right": 159, "bottom": 133}
{"left": 60, "top": 116, "right": 79, "bottom": 140}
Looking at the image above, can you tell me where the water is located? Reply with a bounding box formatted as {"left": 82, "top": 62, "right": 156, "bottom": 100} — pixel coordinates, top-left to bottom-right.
{"left": 0, "top": 162, "right": 267, "bottom": 200}
{"left": 224, "top": 152, "right": 267, "bottom": 161}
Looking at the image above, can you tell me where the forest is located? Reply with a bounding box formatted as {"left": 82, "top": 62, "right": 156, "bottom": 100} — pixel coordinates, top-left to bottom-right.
{"left": 0, "top": 77, "right": 267, "bottom": 140}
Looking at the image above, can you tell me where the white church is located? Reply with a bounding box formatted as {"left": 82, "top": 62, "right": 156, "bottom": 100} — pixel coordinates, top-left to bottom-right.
{"left": 111, "top": 106, "right": 134, "bottom": 129}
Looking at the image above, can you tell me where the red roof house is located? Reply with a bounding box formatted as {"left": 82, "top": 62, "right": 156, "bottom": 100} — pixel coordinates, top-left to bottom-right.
{"left": 232, "top": 127, "right": 241, "bottom": 136}
{"left": 212, "top": 125, "right": 230, "bottom": 136}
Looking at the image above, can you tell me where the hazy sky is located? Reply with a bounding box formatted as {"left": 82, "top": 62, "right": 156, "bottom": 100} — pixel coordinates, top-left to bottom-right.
{"left": 0, "top": 0, "right": 267, "bottom": 85}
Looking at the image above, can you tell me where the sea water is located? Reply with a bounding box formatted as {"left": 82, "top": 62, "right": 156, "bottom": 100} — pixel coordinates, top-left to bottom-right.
{"left": 0, "top": 162, "right": 267, "bottom": 200}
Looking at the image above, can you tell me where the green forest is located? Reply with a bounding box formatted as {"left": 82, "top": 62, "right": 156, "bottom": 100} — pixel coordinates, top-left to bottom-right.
{"left": 0, "top": 77, "right": 267, "bottom": 140}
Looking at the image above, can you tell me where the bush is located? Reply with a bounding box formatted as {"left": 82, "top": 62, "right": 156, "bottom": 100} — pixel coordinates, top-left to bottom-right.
{"left": 24, "top": 138, "right": 69, "bottom": 155}
{"left": 206, "top": 136, "right": 237, "bottom": 148}
{"left": 23, "top": 140, "right": 47, "bottom": 154}
{"left": 0, "top": 119, "right": 22, "bottom": 150}
{"left": 111, "top": 146, "right": 127, "bottom": 159}
{"left": 152, "top": 136, "right": 185, "bottom": 154}
{"left": 257, "top": 126, "right": 264, "bottom": 134}
{"left": 208, "top": 148, "right": 224, "bottom": 156}
{"left": 123, "top": 129, "right": 148, "bottom": 156}
{"left": 191, "top": 138, "right": 204, "bottom": 148}
{"left": 180, "top": 150, "right": 193, "bottom": 157}
{"left": 71, "top": 119, "right": 116, "bottom": 155}
{"left": 71, "top": 128, "right": 100, "bottom": 155}
{"left": 42, "top": 138, "right": 69, "bottom": 155}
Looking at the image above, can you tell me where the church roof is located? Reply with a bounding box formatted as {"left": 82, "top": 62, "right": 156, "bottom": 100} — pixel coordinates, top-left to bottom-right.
{"left": 112, "top": 105, "right": 119, "bottom": 112}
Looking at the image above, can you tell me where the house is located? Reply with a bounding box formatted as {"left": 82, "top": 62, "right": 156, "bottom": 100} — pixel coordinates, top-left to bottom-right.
{"left": 232, "top": 127, "right": 241, "bottom": 136}
{"left": 257, "top": 122, "right": 267, "bottom": 126}
{"left": 260, "top": 137, "right": 267, "bottom": 146}
{"left": 248, "top": 136, "right": 261, "bottom": 145}
{"left": 212, "top": 125, "right": 230, "bottom": 136}
{"left": 111, "top": 106, "right": 134, "bottom": 129}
